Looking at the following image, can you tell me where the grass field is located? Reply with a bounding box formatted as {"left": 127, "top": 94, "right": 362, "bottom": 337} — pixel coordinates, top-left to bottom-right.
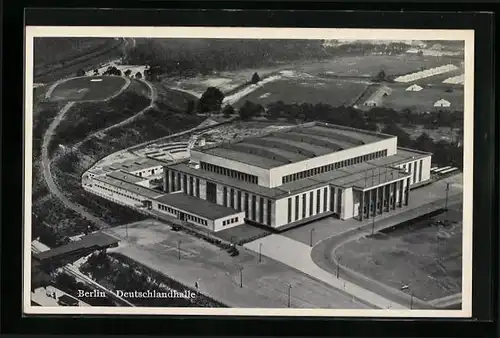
{"left": 335, "top": 203, "right": 463, "bottom": 302}
{"left": 233, "top": 78, "right": 369, "bottom": 108}
{"left": 381, "top": 86, "right": 464, "bottom": 112}
{"left": 49, "top": 76, "right": 128, "bottom": 102}
{"left": 298, "top": 54, "right": 459, "bottom": 77}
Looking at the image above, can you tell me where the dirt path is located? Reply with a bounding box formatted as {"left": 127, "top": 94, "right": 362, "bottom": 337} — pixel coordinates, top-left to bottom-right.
{"left": 41, "top": 101, "right": 110, "bottom": 228}
{"left": 69, "top": 79, "right": 155, "bottom": 151}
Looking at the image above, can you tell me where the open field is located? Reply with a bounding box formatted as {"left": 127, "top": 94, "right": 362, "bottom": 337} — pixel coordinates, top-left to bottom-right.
{"left": 233, "top": 78, "right": 369, "bottom": 108}
{"left": 104, "top": 221, "right": 371, "bottom": 308}
{"left": 381, "top": 86, "right": 463, "bottom": 112}
{"left": 48, "top": 76, "right": 128, "bottom": 102}
{"left": 334, "top": 203, "right": 463, "bottom": 302}
{"left": 298, "top": 54, "right": 459, "bottom": 77}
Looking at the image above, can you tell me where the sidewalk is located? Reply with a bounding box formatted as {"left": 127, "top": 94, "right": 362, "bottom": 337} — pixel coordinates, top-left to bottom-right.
{"left": 244, "top": 235, "right": 407, "bottom": 309}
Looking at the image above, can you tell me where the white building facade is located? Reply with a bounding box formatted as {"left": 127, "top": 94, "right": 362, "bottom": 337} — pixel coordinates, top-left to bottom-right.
{"left": 163, "top": 122, "right": 433, "bottom": 231}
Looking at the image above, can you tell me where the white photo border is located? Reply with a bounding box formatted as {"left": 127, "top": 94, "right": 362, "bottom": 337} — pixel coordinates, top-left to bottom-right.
{"left": 23, "top": 26, "right": 475, "bottom": 318}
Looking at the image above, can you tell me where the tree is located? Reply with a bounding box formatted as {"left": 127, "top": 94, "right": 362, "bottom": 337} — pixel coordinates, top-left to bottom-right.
{"left": 135, "top": 72, "right": 143, "bottom": 79}
{"left": 186, "top": 99, "right": 196, "bottom": 115}
{"left": 373, "top": 69, "right": 387, "bottom": 82}
{"left": 124, "top": 69, "right": 132, "bottom": 77}
{"left": 238, "top": 100, "right": 263, "bottom": 120}
{"left": 93, "top": 69, "right": 99, "bottom": 76}
{"left": 251, "top": 72, "right": 261, "bottom": 84}
{"left": 116, "top": 69, "right": 122, "bottom": 76}
{"left": 381, "top": 122, "right": 412, "bottom": 147}
{"left": 412, "top": 133, "right": 435, "bottom": 153}
{"left": 76, "top": 69, "right": 86, "bottom": 77}
{"left": 198, "top": 87, "right": 225, "bottom": 113}
{"left": 222, "top": 105, "right": 235, "bottom": 118}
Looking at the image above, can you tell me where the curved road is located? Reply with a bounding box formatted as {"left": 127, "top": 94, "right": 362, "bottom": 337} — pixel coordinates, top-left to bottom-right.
{"left": 310, "top": 194, "right": 463, "bottom": 309}
{"left": 41, "top": 76, "right": 151, "bottom": 229}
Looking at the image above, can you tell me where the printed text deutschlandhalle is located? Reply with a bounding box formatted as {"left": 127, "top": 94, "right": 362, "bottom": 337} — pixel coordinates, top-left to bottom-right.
{"left": 78, "top": 289, "right": 197, "bottom": 299}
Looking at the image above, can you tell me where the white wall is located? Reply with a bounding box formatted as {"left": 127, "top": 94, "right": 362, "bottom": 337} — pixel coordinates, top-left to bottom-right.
{"left": 213, "top": 212, "right": 246, "bottom": 232}
{"left": 192, "top": 137, "right": 397, "bottom": 189}
{"left": 130, "top": 165, "right": 163, "bottom": 178}
{"left": 269, "top": 137, "right": 397, "bottom": 188}
{"left": 341, "top": 188, "right": 354, "bottom": 220}
{"left": 396, "top": 154, "right": 432, "bottom": 186}
{"left": 274, "top": 185, "right": 330, "bottom": 228}
{"left": 191, "top": 150, "right": 270, "bottom": 186}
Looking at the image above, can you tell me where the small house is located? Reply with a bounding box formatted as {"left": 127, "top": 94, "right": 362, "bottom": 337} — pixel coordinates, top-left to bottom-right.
{"left": 433, "top": 99, "right": 451, "bottom": 108}
{"left": 405, "top": 84, "right": 423, "bottom": 92}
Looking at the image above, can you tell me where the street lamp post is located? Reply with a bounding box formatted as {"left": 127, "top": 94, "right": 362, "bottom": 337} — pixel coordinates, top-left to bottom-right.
{"left": 259, "top": 243, "right": 262, "bottom": 262}
{"left": 239, "top": 267, "right": 243, "bottom": 288}
{"left": 125, "top": 223, "right": 129, "bottom": 240}
{"left": 287, "top": 284, "right": 292, "bottom": 308}
{"left": 371, "top": 213, "right": 375, "bottom": 236}
{"left": 310, "top": 228, "right": 315, "bottom": 247}
{"left": 444, "top": 182, "right": 450, "bottom": 211}
{"left": 177, "top": 240, "right": 182, "bottom": 260}
{"left": 336, "top": 256, "right": 341, "bottom": 278}
{"left": 410, "top": 290, "right": 414, "bottom": 309}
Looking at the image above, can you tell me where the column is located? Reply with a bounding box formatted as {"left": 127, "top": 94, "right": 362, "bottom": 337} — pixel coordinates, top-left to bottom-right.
{"left": 405, "top": 179, "right": 410, "bottom": 206}
{"left": 381, "top": 185, "right": 387, "bottom": 214}
{"left": 368, "top": 189, "right": 373, "bottom": 219}
{"left": 359, "top": 190, "right": 364, "bottom": 221}
{"left": 163, "top": 169, "right": 170, "bottom": 193}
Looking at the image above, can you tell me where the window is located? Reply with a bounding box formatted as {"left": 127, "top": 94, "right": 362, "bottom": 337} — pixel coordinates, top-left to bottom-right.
{"left": 337, "top": 189, "right": 343, "bottom": 214}
{"left": 324, "top": 187, "right": 328, "bottom": 211}
{"left": 251, "top": 195, "right": 257, "bottom": 220}
{"left": 267, "top": 199, "right": 272, "bottom": 225}
{"left": 237, "top": 191, "right": 242, "bottom": 210}
{"left": 183, "top": 175, "right": 188, "bottom": 192}
{"left": 189, "top": 176, "right": 193, "bottom": 196}
{"left": 413, "top": 161, "right": 418, "bottom": 182}
{"left": 295, "top": 196, "right": 299, "bottom": 221}
{"left": 419, "top": 160, "right": 423, "bottom": 182}
{"left": 302, "top": 194, "right": 307, "bottom": 219}
{"left": 196, "top": 178, "right": 200, "bottom": 197}
{"left": 288, "top": 198, "right": 292, "bottom": 223}
{"left": 316, "top": 190, "right": 321, "bottom": 214}
{"left": 259, "top": 197, "right": 264, "bottom": 223}
{"left": 223, "top": 187, "right": 228, "bottom": 206}
{"left": 309, "top": 192, "right": 314, "bottom": 216}
{"left": 230, "top": 189, "right": 235, "bottom": 208}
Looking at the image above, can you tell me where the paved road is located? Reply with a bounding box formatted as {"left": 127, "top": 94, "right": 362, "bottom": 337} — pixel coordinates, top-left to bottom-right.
{"left": 310, "top": 195, "right": 462, "bottom": 310}
{"left": 105, "top": 221, "right": 372, "bottom": 309}
{"left": 245, "top": 235, "right": 406, "bottom": 309}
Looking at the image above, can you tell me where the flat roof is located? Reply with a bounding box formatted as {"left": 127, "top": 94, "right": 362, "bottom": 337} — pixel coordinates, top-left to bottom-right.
{"left": 366, "top": 147, "right": 431, "bottom": 167}
{"left": 154, "top": 193, "right": 241, "bottom": 220}
{"left": 94, "top": 175, "right": 165, "bottom": 199}
{"left": 33, "top": 233, "right": 119, "bottom": 261}
{"left": 194, "top": 122, "right": 394, "bottom": 169}
{"left": 90, "top": 157, "right": 167, "bottom": 176}
{"left": 107, "top": 170, "right": 145, "bottom": 184}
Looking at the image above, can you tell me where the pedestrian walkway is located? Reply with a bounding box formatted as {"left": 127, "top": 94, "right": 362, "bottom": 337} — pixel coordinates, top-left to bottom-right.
{"left": 244, "top": 235, "right": 407, "bottom": 309}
